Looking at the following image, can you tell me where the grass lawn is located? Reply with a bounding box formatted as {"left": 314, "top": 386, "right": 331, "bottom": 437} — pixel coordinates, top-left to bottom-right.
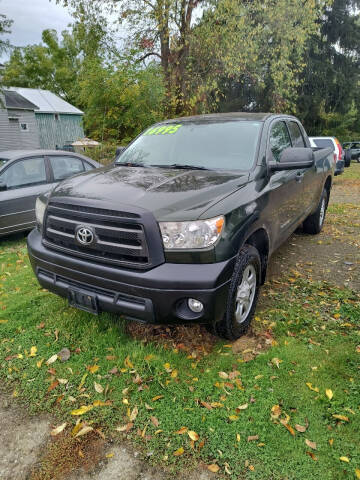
{"left": 0, "top": 168, "right": 359, "bottom": 480}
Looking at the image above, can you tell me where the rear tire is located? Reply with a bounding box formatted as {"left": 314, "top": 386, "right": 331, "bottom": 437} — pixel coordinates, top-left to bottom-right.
{"left": 210, "top": 244, "right": 261, "bottom": 341}
{"left": 303, "top": 189, "right": 328, "bottom": 235}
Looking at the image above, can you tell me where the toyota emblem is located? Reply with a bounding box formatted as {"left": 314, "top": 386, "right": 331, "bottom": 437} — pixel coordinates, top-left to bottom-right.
{"left": 76, "top": 226, "right": 95, "bottom": 245}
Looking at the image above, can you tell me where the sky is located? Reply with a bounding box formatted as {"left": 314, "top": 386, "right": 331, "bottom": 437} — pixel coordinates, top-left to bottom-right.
{"left": 1, "top": 0, "right": 72, "bottom": 61}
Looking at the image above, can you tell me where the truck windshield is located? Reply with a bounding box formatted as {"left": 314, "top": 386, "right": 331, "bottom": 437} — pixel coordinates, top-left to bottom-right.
{"left": 116, "top": 120, "right": 262, "bottom": 171}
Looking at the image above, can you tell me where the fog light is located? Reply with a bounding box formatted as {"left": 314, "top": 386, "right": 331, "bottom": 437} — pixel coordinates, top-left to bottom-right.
{"left": 188, "top": 298, "right": 204, "bottom": 313}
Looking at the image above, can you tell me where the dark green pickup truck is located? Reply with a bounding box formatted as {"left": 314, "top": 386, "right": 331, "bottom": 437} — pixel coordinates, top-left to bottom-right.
{"left": 27, "top": 113, "right": 334, "bottom": 340}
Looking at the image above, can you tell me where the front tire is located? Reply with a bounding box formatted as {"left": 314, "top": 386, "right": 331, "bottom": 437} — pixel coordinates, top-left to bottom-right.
{"left": 211, "top": 244, "right": 261, "bottom": 341}
{"left": 303, "top": 189, "right": 328, "bottom": 235}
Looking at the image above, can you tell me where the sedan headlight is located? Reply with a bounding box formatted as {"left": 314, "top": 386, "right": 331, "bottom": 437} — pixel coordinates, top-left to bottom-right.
{"left": 35, "top": 196, "right": 47, "bottom": 227}
{"left": 159, "top": 216, "right": 225, "bottom": 250}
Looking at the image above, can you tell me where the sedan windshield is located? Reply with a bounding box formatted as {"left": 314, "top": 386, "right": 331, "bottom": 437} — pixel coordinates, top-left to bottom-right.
{"left": 116, "top": 120, "right": 262, "bottom": 171}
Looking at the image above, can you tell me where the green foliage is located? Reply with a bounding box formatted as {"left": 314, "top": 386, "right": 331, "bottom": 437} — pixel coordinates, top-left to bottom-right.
{"left": 0, "top": 3, "right": 12, "bottom": 57}
{"left": 296, "top": 0, "right": 360, "bottom": 140}
{"left": 78, "top": 61, "right": 165, "bottom": 143}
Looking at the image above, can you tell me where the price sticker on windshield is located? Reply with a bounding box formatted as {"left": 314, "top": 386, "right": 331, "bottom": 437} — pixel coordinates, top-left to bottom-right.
{"left": 144, "top": 124, "right": 183, "bottom": 136}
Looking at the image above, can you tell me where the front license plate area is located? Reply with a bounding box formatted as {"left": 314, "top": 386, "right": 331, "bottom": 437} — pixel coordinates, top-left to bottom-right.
{"left": 68, "top": 288, "right": 98, "bottom": 315}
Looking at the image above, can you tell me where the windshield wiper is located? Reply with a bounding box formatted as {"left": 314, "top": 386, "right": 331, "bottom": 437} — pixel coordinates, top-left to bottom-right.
{"left": 150, "top": 163, "right": 211, "bottom": 171}
{"left": 116, "top": 162, "right": 145, "bottom": 167}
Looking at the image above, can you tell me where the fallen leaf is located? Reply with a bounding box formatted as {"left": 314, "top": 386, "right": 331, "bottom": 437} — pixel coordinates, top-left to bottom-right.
{"left": 106, "top": 355, "right": 117, "bottom": 361}
{"left": 51, "top": 422, "right": 67, "bottom": 436}
{"left": 87, "top": 365, "right": 99, "bottom": 374}
{"left": 236, "top": 403, "right": 248, "bottom": 411}
{"left": 116, "top": 423, "right": 133, "bottom": 433}
{"left": 145, "top": 403, "right": 154, "bottom": 411}
{"left": 355, "top": 468, "right": 360, "bottom": 479}
{"left": 71, "top": 405, "right": 93, "bottom": 416}
{"left": 48, "top": 380, "right": 59, "bottom": 392}
{"left": 219, "top": 371, "right": 229, "bottom": 379}
{"left": 36, "top": 359, "right": 44, "bottom": 368}
{"left": 93, "top": 400, "right": 111, "bottom": 407}
{"left": 200, "top": 401, "right": 212, "bottom": 410}
{"left": 152, "top": 395, "right": 163, "bottom": 402}
{"left": 306, "top": 382, "right": 319, "bottom": 393}
{"left": 295, "top": 424, "right": 307, "bottom": 433}
{"left": 124, "top": 356, "right": 134, "bottom": 369}
{"left": 58, "top": 348, "right": 71, "bottom": 362}
{"left": 332, "top": 414, "right": 349, "bottom": 422}
{"left": 94, "top": 382, "right": 104, "bottom": 394}
{"left": 271, "top": 405, "right": 282, "bottom": 419}
{"left": 326, "top": 389, "right": 333, "bottom": 400}
{"left": 175, "top": 426, "right": 188, "bottom": 434}
{"left": 247, "top": 435, "right": 259, "bottom": 442}
{"left": 280, "top": 420, "right": 295, "bottom": 436}
{"left": 109, "top": 367, "right": 118, "bottom": 375}
{"left": 46, "top": 354, "right": 58, "bottom": 365}
{"left": 129, "top": 406, "right": 138, "bottom": 422}
{"left": 171, "top": 369, "right": 178, "bottom": 378}
{"left": 208, "top": 464, "right": 220, "bottom": 473}
{"left": 305, "top": 439, "right": 317, "bottom": 450}
{"left": 228, "top": 415, "right": 239, "bottom": 422}
{"left": 74, "top": 425, "right": 94, "bottom": 438}
{"left": 106, "top": 452, "right": 114, "bottom": 458}
{"left": 188, "top": 430, "right": 199, "bottom": 441}
{"left": 150, "top": 416, "right": 159, "bottom": 427}
{"left": 173, "top": 447, "right": 184, "bottom": 456}
{"left": 272, "top": 357, "right": 282, "bottom": 368}
{"left": 340, "top": 456, "right": 350, "bottom": 463}
{"left": 29, "top": 346, "right": 37, "bottom": 357}
{"left": 306, "top": 451, "right": 318, "bottom": 461}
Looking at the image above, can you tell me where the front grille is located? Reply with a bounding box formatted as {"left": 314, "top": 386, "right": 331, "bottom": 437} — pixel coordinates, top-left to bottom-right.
{"left": 43, "top": 201, "right": 160, "bottom": 269}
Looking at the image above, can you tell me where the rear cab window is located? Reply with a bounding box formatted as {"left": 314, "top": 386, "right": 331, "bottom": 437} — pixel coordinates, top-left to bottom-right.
{"left": 288, "top": 121, "right": 306, "bottom": 147}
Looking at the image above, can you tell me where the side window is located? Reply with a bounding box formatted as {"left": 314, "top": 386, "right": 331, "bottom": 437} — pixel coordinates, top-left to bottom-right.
{"left": 288, "top": 121, "right": 306, "bottom": 147}
{"left": 83, "top": 161, "right": 94, "bottom": 172}
{"left": 49, "top": 156, "right": 85, "bottom": 181}
{"left": 269, "top": 121, "right": 291, "bottom": 162}
{"left": 0, "top": 157, "right": 46, "bottom": 189}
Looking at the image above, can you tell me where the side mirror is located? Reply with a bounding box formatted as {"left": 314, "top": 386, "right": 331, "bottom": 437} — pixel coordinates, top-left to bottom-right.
{"left": 116, "top": 146, "right": 126, "bottom": 157}
{"left": 269, "top": 147, "right": 314, "bottom": 171}
{"left": 0, "top": 181, "right": 7, "bottom": 192}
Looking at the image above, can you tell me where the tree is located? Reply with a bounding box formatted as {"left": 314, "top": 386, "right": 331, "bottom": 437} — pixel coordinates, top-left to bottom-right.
{"left": 3, "top": 17, "right": 111, "bottom": 107}
{"left": 78, "top": 60, "right": 165, "bottom": 143}
{"left": 0, "top": 6, "right": 12, "bottom": 58}
{"left": 296, "top": 0, "right": 360, "bottom": 137}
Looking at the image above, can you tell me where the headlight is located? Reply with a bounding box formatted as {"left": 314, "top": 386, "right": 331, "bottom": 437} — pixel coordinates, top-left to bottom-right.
{"left": 35, "top": 196, "right": 47, "bottom": 227}
{"left": 159, "top": 216, "right": 225, "bottom": 250}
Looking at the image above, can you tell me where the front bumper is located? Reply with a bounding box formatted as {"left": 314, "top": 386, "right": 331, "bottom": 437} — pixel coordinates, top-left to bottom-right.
{"left": 27, "top": 229, "right": 234, "bottom": 325}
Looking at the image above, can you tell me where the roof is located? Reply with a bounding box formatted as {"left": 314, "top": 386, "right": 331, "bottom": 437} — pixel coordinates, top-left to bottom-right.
{"left": 4, "top": 90, "right": 39, "bottom": 111}
{"left": 72, "top": 137, "right": 100, "bottom": 147}
{"left": 162, "top": 112, "right": 274, "bottom": 123}
{"left": 8, "top": 87, "right": 83, "bottom": 115}
{"left": 0, "top": 150, "right": 99, "bottom": 167}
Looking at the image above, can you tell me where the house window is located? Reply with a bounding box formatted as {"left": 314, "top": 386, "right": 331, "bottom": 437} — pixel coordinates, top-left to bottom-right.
{"left": 54, "top": 114, "right": 59, "bottom": 121}
{"left": 20, "top": 123, "right": 29, "bottom": 132}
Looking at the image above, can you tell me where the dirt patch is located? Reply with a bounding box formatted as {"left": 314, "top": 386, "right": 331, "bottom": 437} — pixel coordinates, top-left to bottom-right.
{"left": 30, "top": 429, "right": 106, "bottom": 480}
{"left": 126, "top": 322, "right": 218, "bottom": 357}
{"left": 0, "top": 393, "right": 51, "bottom": 480}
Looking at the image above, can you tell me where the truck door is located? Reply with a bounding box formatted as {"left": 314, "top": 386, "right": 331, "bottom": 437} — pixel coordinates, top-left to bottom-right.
{"left": 267, "top": 120, "right": 305, "bottom": 247}
{"left": 287, "top": 120, "right": 317, "bottom": 216}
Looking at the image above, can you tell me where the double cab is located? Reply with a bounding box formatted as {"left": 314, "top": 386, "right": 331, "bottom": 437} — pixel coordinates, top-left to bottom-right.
{"left": 27, "top": 113, "right": 333, "bottom": 340}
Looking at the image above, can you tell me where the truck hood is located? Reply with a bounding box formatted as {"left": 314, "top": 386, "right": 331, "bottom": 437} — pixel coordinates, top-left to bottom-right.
{"left": 51, "top": 165, "right": 249, "bottom": 221}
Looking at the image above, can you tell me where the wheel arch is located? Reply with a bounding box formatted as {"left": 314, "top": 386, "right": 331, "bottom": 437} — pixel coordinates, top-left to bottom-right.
{"left": 244, "top": 227, "right": 270, "bottom": 285}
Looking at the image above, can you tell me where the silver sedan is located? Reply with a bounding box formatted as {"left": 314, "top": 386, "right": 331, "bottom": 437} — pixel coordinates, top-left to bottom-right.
{"left": 0, "top": 150, "right": 100, "bottom": 237}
